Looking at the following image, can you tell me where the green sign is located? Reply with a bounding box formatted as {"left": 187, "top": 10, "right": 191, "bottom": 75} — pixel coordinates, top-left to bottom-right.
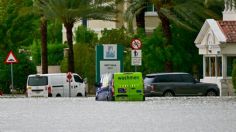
{"left": 95, "top": 44, "right": 124, "bottom": 82}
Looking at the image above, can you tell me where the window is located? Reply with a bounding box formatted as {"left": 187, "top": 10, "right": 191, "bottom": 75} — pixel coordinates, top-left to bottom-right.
{"left": 205, "top": 56, "right": 222, "bottom": 77}
{"left": 74, "top": 75, "right": 83, "bottom": 83}
{"left": 156, "top": 75, "right": 181, "bottom": 82}
{"left": 180, "top": 74, "right": 194, "bottom": 83}
{"left": 28, "top": 76, "right": 48, "bottom": 86}
{"left": 217, "top": 57, "right": 222, "bottom": 76}
{"left": 144, "top": 76, "right": 155, "bottom": 83}
{"left": 155, "top": 75, "right": 170, "bottom": 82}
{"left": 227, "top": 57, "right": 236, "bottom": 76}
{"left": 145, "top": 2, "right": 156, "bottom": 12}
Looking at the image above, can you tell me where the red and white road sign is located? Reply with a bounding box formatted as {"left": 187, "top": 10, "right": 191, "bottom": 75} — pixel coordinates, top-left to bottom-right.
{"left": 130, "top": 38, "right": 142, "bottom": 50}
{"left": 67, "top": 72, "right": 72, "bottom": 80}
{"left": 4, "top": 50, "right": 18, "bottom": 64}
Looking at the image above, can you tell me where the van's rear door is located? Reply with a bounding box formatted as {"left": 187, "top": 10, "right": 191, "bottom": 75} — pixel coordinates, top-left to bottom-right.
{"left": 27, "top": 75, "right": 48, "bottom": 97}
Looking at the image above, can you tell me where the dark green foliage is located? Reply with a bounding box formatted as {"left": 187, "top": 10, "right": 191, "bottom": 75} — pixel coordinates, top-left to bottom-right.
{"left": 99, "top": 28, "right": 133, "bottom": 72}
{"left": 47, "top": 20, "right": 62, "bottom": 44}
{"left": 140, "top": 24, "right": 201, "bottom": 75}
{"left": 75, "top": 26, "right": 98, "bottom": 45}
{"left": 74, "top": 44, "right": 95, "bottom": 90}
{"left": 47, "top": 44, "right": 67, "bottom": 65}
{"left": 60, "top": 43, "right": 96, "bottom": 93}
{"left": 0, "top": 50, "right": 36, "bottom": 94}
{"left": 0, "top": 0, "right": 38, "bottom": 50}
{"left": 30, "top": 41, "right": 42, "bottom": 65}
{"left": 232, "top": 59, "right": 236, "bottom": 93}
{"left": 30, "top": 42, "right": 67, "bottom": 65}
{"left": 99, "top": 27, "right": 131, "bottom": 48}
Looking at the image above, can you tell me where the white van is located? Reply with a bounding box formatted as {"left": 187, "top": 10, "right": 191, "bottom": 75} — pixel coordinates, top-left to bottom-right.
{"left": 26, "top": 73, "right": 87, "bottom": 97}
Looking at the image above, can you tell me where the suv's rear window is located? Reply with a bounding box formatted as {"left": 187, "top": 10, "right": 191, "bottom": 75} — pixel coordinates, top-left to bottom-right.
{"left": 28, "top": 76, "right": 48, "bottom": 86}
{"left": 144, "top": 76, "right": 155, "bottom": 84}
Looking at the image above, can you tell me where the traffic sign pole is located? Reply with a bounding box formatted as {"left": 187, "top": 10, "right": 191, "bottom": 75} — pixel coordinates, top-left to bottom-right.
{"left": 130, "top": 39, "right": 142, "bottom": 72}
{"left": 67, "top": 72, "right": 72, "bottom": 97}
{"left": 11, "top": 63, "right": 14, "bottom": 93}
{"left": 4, "top": 51, "right": 18, "bottom": 93}
{"left": 69, "top": 80, "right": 71, "bottom": 97}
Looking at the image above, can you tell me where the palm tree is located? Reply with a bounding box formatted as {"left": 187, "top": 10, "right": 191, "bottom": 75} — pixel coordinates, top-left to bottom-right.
{"left": 34, "top": 0, "right": 49, "bottom": 74}
{"left": 125, "top": 0, "right": 223, "bottom": 71}
{"left": 124, "top": 0, "right": 147, "bottom": 33}
{"left": 40, "top": 15, "right": 48, "bottom": 74}
{"left": 38, "top": 0, "right": 119, "bottom": 72}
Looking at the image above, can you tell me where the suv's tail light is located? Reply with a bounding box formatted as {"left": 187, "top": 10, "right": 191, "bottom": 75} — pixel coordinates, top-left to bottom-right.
{"left": 47, "top": 86, "right": 52, "bottom": 94}
{"left": 112, "top": 79, "right": 114, "bottom": 96}
{"left": 150, "top": 84, "right": 155, "bottom": 91}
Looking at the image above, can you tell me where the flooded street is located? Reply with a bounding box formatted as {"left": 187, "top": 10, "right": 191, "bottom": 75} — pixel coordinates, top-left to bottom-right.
{"left": 0, "top": 97, "right": 236, "bottom": 132}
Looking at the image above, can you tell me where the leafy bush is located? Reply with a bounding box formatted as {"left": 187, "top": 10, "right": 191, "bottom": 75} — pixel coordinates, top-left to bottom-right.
{"left": 232, "top": 59, "right": 236, "bottom": 93}
{"left": 60, "top": 43, "right": 95, "bottom": 93}
{"left": 75, "top": 26, "right": 98, "bottom": 44}
{"left": 0, "top": 51, "right": 36, "bottom": 94}
{"left": 30, "top": 42, "right": 67, "bottom": 65}
{"left": 48, "top": 44, "right": 67, "bottom": 65}
{"left": 99, "top": 27, "right": 131, "bottom": 48}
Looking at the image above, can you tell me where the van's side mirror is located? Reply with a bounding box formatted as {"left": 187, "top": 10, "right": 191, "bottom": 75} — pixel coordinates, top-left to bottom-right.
{"left": 84, "top": 78, "right": 87, "bottom": 84}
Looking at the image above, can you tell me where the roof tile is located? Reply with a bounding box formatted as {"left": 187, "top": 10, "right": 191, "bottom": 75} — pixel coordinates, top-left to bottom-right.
{"left": 217, "top": 21, "right": 236, "bottom": 42}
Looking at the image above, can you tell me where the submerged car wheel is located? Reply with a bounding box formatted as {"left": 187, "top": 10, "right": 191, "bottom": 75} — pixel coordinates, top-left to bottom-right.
{"left": 163, "top": 91, "right": 174, "bottom": 97}
{"left": 56, "top": 94, "right": 61, "bottom": 97}
{"left": 48, "top": 93, "right": 52, "bottom": 97}
{"left": 77, "top": 93, "right": 82, "bottom": 97}
{"left": 206, "top": 90, "right": 217, "bottom": 96}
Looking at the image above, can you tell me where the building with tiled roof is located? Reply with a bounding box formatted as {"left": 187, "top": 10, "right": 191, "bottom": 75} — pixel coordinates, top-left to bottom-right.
{"left": 195, "top": 0, "right": 236, "bottom": 96}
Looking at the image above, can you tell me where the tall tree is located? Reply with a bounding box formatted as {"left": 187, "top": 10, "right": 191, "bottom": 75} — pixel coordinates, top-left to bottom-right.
{"left": 125, "top": 0, "right": 223, "bottom": 71}
{"left": 39, "top": 0, "right": 119, "bottom": 72}
{"left": 151, "top": 0, "right": 223, "bottom": 71}
{"left": 124, "top": 0, "right": 147, "bottom": 33}
{"left": 0, "top": 0, "right": 37, "bottom": 50}
{"left": 34, "top": 0, "right": 48, "bottom": 74}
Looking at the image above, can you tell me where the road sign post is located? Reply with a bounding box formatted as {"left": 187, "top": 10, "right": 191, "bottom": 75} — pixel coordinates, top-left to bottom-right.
{"left": 130, "top": 39, "right": 142, "bottom": 72}
{"left": 4, "top": 51, "right": 18, "bottom": 93}
{"left": 67, "top": 72, "right": 72, "bottom": 97}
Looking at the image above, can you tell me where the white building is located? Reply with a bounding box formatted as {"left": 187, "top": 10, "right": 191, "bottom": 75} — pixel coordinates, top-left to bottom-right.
{"left": 195, "top": 0, "right": 236, "bottom": 96}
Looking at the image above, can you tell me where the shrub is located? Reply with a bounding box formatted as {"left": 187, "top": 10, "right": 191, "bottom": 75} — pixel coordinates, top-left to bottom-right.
{"left": 232, "top": 59, "right": 236, "bottom": 93}
{"left": 30, "top": 42, "right": 67, "bottom": 65}
{"left": 0, "top": 51, "right": 36, "bottom": 94}
{"left": 60, "top": 43, "right": 95, "bottom": 94}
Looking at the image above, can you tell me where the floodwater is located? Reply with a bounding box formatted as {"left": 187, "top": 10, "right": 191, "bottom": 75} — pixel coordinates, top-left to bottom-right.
{"left": 0, "top": 97, "right": 236, "bottom": 132}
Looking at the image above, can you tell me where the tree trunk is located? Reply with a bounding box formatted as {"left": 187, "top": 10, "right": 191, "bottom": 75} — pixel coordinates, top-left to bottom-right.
{"left": 135, "top": 4, "right": 146, "bottom": 34}
{"left": 64, "top": 22, "right": 75, "bottom": 73}
{"left": 156, "top": 2, "right": 173, "bottom": 72}
{"left": 156, "top": 3, "right": 172, "bottom": 44}
{"left": 40, "top": 16, "right": 48, "bottom": 74}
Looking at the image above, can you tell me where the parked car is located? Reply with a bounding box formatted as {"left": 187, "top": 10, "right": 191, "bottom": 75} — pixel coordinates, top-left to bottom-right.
{"left": 95, "top": 72, "right": 145, "bottom": 101}
{"left": 95, "top": 73, "right": 113, "bottom": 101}
{"left": 144, "top": 72, "right": 220, "bottom": 97}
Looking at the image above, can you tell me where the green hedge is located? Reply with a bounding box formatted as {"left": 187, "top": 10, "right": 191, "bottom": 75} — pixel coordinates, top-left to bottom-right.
{"left": 61, "top": 43, "right": 95, "bottom": 93}
{"left": 232, "top": 59, "right": 236, "bottom": 93}
{"left": 30, "top": 42, "right": 67, "bottom": 65}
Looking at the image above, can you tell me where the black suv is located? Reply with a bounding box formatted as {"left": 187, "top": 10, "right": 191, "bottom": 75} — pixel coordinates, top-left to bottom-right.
{"left": 144, "top": 72, "right": 219, "bottom": 97}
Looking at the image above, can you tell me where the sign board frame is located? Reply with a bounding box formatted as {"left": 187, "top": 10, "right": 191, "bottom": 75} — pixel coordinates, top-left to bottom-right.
{"left": 4, "top": 50, "right": 18, "bottom": 64}
{"left": 130, "top": 38, "right": 142, "bottom": 50}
